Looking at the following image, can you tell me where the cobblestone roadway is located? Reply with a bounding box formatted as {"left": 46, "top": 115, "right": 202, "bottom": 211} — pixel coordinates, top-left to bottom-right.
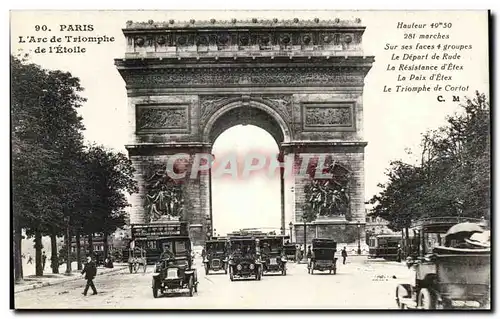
{"left": 15, "top": 256, "right": 411, "bottom": 309}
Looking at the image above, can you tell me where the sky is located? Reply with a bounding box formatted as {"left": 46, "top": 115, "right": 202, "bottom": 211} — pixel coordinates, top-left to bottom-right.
{"left": 10, "top": 10, "right": 489, "bottom": 235}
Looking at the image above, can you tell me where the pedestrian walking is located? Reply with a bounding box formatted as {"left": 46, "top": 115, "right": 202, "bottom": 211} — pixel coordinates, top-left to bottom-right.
{"left": 42, "top": 251, "right": 47, "bottom": 270}
{"left": 81, "top": 255, "right": 98, "bottom": 296}
{"left": 27, "top": 253, "right": 33, "bottom": 264}
{"left": 396, "top": 245, "right": 402, "bottom": 263}
{"left": 306, "top": 246, "right": 312, "bottom": 267}
{"left": 341, "top": 247, "right": 348, "bottom": 265}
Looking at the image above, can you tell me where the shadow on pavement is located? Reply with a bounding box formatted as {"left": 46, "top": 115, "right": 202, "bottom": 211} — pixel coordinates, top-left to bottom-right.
{"left": 156, "top": 291, "right": 193, "bottom": 298}
{"left": 205, "top": 272, "right": 228, "bottom": 276}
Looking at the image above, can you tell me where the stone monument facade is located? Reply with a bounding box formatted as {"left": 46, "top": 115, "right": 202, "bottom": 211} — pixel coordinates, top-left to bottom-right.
{"left": 115, "top": 18, "right": 374, "bottom": 248}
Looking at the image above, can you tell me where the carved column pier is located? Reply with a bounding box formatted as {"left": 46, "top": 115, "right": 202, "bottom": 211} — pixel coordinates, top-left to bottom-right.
{"left": 126, "top": 143, "right": 212, "bottom": 246}
{"left": 283, "top": 142, "right": 367, "bottom": 250}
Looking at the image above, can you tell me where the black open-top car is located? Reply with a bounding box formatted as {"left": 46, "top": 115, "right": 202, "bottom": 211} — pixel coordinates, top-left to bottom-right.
{"left": 260, "top": 236, "right": 287, "bottom": 275}
{"left": 227, "top": 236, "right": 262, "bottom": 281}
{"left": 203, "top": 239, "right": 228, "bottom": 275}
{"left": 152, "top": 236, "right": 198, "bottom": 298}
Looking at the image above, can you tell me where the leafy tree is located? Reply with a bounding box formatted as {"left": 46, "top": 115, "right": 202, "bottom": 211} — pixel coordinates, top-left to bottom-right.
{"left": 370, "top": 92, "right": 490, "bottom": 234}
{"left": 80, "top": 145, "right": 138, "bottom": 258}
{"left": 369, "top": 161, "right": 424, "bottom": 231}
{"left": 11, "top": 54, "right": 86, "bottom": 278}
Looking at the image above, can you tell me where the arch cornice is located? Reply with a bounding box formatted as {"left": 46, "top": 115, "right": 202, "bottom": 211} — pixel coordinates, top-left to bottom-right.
{"left": 202, "top": 97, "right": 292, "bottom": 145}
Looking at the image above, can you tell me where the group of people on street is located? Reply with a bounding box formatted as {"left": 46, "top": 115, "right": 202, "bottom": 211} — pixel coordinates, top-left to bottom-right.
{"left": 22, "top": 248, "right": 117, "bottom": 296}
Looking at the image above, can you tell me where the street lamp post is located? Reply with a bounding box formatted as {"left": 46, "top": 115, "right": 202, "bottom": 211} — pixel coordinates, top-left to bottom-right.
{"left": 357, "top": 223, "right": 361, "bottom": 255}
{"left": 302, "top": 220, "right": 307, "bottom": 263}
{"left": 205, "top": 214, "right": 211, "bottom": 241}
{"left": 289, "top": 222, "right": 293, "bottom": 242}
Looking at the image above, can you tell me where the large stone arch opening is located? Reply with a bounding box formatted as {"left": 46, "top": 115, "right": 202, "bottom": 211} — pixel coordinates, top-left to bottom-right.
{"left": 116, "top": 17, "right": 374, "bottom": 250}
{"left": 210, "top": 125, "right": 281, "bottom": 236}
{"left": 204, "top": 99, "right": 291, "bottom": 145}
{"left": 204, "top": 99, "right": 290, "bottom": 237}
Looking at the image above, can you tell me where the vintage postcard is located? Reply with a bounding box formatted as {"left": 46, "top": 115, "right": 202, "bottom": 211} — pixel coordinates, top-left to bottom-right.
{"left": 10, "top": 10, "right": 491, "bottom": 310}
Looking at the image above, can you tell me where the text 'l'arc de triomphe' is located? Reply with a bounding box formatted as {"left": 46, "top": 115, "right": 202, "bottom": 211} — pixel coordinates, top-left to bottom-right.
{"left": 115, "top": 17, "right": 374, "bottom": 249}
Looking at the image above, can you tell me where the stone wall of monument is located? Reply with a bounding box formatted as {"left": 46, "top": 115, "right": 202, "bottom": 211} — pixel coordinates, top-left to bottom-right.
{"left": 293, "top": 150, "right": 365, "bottom": 224}
{"left": 128, "top": 95, "right": 201, "bottom": 144}
{"left": 127, "top": 151, "right": 211, "bottom": 244}
{"left": 290, "top": 90, "right": 364, "bottom": 142}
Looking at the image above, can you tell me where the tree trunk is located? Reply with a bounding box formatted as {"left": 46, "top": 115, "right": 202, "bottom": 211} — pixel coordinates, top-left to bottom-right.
{"left": 13, "top": 220, "right": 23, "bottom": 282}
{"left": 88, "top": 233, "right": 94, "bottom": 256}
{"left": 34, "top": 230, "right": 43, "bottom": 276}
{"left": 65, "top": 227, "right": 72, "bottom": 274}
{"left": 103, "top": 231, "right": 109, "bottom": 262}
{"left": 76, "top": 231, "right": 82, "bottom": 270}
{"left": 405, "top": 227, "right": 410, "bottom": 256}
{"left": 50, "top": 233, "right": 59, "bottom": 274}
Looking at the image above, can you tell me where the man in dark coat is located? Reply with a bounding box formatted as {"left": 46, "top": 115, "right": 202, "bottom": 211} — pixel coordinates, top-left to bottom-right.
{"left": 81, "top": 256, "right": 98, "bottom": 296}
{"left": 341, "top": 247, "right": 348, "bottom": 265}
{"left": 42, "top": 251, "right": 47, "bottom": 270}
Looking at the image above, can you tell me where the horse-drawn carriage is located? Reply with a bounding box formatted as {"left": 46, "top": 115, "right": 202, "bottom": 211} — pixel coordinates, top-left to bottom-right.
{"left": 128, "top": 246, "right": 147, "bottom": 273}
{"left": 395, "top": 217, "right": 490, "bottom": 309}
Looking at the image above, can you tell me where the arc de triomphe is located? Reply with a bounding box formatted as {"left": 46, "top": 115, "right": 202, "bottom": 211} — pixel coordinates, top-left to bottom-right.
{"left": 115, "top": 18, "right": 374, "bottom": 249}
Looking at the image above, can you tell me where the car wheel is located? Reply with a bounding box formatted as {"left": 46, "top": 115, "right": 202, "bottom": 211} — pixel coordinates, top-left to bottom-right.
{"left": 396, "top": 284, "right": 411, "bottom": 309}
{"left": 152, "top": 280, "right": 159, "bottom": 298}
{"left": 188, "top": 276, "right": 194, "bottom": 297}
{"left": 418, "top": 288, "right": 436, "bottom": 309}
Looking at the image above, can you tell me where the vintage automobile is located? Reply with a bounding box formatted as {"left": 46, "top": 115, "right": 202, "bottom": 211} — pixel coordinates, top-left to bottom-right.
{"left": 369, "top": 234, "right": 418, "bottom": 261}
{"left": 395, "top": 217, "right": 490, "bottom": 309}
{"left": 283, "top": 243, "right": 297, "bottom": 262}
{"left": 260, "top": 236, "right": 287, "bottom": 275}
{"left": 308, "top": 238, "right": 338, "bottom": 275}
{"left": 152, "top": 234, "right": 199, "bottom": 298}
{"left": 227, "top": 236, "right": 262, "bottom": 281}
{"left": 128, "top": 246, "right": 147, "bottom": 273}
{"left": 203, "top": 238, "right": 228, "bottom": 275}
